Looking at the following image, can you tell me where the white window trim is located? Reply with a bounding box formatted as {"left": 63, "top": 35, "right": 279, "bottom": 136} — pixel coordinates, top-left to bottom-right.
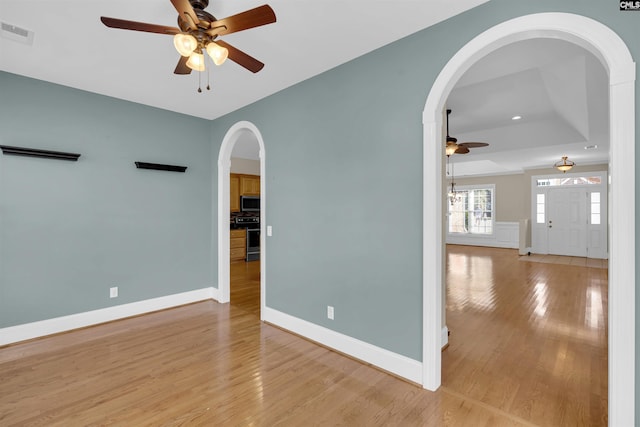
{"left": 533, "top": 171, "right": 605, "bottom": 188}
{"left": 447, "top": 184, "right": 495, "bottom": 237}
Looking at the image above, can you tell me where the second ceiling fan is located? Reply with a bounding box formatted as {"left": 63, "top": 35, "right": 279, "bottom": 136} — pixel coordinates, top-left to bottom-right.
{"left": 445, "top": 109, "right": 489, "bottom": 156}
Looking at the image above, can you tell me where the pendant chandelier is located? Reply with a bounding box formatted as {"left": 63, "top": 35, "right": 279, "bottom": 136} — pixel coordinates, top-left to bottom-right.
{"left": 446, "top": 155, "right": 461, "bottom": 203}
{"left": 448, "top": 180, "right": 461, "bottom": 203}
{"left": 554, "top": 156, "right": 575, "bottom": 173}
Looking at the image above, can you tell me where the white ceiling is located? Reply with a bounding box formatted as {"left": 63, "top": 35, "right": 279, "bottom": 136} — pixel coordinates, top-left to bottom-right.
{"left": 0, "top": 0, "right": 487, "bottom": 120}
{"left": 447, "top": 38, "right": 609, "bottom": 177}
{"left": 1, "top": 1, "right": 609, "bottom": 175}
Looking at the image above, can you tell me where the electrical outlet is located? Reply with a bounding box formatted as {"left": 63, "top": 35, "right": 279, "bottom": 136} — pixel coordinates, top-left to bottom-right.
{"left": 110, "top": 287, "right": 118, "bottom": 298}
{"left": 327, "top": 305, "right": 334, "bottom": 320}
{"left": 267, "top": 225, "right": 273, "bottom": 236}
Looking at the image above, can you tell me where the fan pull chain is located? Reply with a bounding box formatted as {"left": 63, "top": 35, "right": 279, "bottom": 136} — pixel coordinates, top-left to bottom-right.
{"left": 197, "top": 71, "right": 202, "bottom": 93}
{"left": 207, "top": 67, "right": 211, "bottom": 91}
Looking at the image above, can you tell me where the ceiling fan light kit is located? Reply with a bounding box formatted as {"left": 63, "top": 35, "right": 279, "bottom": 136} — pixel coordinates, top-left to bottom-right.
{"left": 186, "top": 50, "right": 206, "bottom": 71}
{"left": 101, "top": 0, "right": 276, "bottom": 90}
{"left": 173, "top": 35, "right": 228, "bottom": 70}
{"left": 173, "top": 33, "right": 198, "bottom": 56}
{"left": 206, "top": 41, "right": 228, "bottom": 66}
{"left": 445, "top": 109, "right": 489, "bottom": 156}
{"left": 445, "top": 140, "right": 459, "bottom": 157}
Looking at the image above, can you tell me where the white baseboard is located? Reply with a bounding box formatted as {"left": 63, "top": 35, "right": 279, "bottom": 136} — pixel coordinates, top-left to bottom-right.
{"left": 262, "top": 307, "right": 423, "bottom": 384}
{"left": 0, "top": 287, "right": 218, "bottom": 346}
{"left": 442, "top": 325, "right": 449, "bottom": 348}
{"left": 519, "top": 247, "right": 532, "bottom": 256}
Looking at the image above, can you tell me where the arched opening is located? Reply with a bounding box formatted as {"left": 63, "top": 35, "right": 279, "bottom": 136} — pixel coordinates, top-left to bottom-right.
{"left": 217, "top": 121, "right": 267, "bottom": 318}
{"left": 422, "top": 13, "right": 635, "bottom": 425}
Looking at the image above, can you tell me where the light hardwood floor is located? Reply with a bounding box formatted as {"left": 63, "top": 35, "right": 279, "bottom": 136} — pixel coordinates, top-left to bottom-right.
{"left": 444, "top": 245, "right": 607, "bottom": 426}
{"left": 0, "top": 247, "right": 607, "bottom": 426}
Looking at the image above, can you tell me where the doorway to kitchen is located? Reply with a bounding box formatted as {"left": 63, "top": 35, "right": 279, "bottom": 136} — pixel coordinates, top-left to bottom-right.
{"left": 217, "top": 121, "right": 266, "bottom": 319}
{"left": 421, "top": 12, "right": 635, "bottom": 425}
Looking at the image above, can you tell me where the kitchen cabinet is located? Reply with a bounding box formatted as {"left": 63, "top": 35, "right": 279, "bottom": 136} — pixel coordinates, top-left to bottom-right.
{"left": 230, "top": 229, "right": 246, "bottom": 261}
{"left": 230, "top": 174, "right": 240, "bottom": 212}
{"left": 230, "top": 173, "right": 260, "bottom": 212}
{"left": 240, "top": 175, "right": 260, "bottom": 196}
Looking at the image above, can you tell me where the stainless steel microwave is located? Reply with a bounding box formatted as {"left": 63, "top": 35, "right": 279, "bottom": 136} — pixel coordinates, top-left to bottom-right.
{"left": 240, "top": 195, "right": 260, "bottom": 212}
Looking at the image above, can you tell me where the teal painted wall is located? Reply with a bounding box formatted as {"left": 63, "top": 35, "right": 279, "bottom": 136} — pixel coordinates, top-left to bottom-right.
{"left": 208, "top": 0, "right": 639, "bottom": 419}
{"left": 210, "top": 0, "right": 639, "bottom": 359}
{"left": 2, "top": 0, "right": 639, "bottom": 422}
{"left": 0, "top": 73, "right": 214, "bottom": 326}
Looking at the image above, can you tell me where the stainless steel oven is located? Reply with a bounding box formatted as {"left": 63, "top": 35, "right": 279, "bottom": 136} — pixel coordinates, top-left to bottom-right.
{"left": 233, "top": 216, "right": 260, "bottom": 262}
{"left": 246, "top": 228, "right": 260, "bottom": 261}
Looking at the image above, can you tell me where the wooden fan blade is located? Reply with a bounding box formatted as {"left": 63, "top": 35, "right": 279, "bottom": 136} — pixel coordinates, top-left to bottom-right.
{"left": 100, "top": 17, "right": 180, "bottom": 35}
{"left": 170, "top": 0, "right": 200, "bottom": 29}
{"left": 455, "top": 146, "right": 470, "bottom": 154}
{"left": 211, "top": 5, "right": 276, "bottom": 36}
{"left": 215, "top": 40, "right": 265, "bottom": 73}
{"left": 174, "top": 56, "right": 192, "bottom": 74}
{"left": 459, "top": 142, "right": 489, "bottom": 148}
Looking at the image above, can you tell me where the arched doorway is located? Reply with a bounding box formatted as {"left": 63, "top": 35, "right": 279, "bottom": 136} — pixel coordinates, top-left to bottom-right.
{"left": 217, "top": 121, "right": 266, "bottom": 318}
{"left": 422, "top": 13, "right": 635, "bottom": 425}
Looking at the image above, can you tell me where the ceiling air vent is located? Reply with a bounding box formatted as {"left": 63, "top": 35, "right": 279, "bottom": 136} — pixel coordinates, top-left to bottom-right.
{"left": 1, "top": 22, "right": 34, "bottom": 45}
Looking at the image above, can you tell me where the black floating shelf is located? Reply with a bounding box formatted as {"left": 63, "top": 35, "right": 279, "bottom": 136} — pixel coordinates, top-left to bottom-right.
{"left": 135, "top": 162, "right": 187, "bottom": 173}
{"left": 0, "top": 145, "right": 81, "bottom": 161}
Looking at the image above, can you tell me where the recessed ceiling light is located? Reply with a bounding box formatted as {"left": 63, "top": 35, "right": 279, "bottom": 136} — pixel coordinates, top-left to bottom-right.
{"left": 585, "top": 144, "right": 598, "bottom": 150}
{"left": 511, "top": 115, "right": 522, "bottom": 121}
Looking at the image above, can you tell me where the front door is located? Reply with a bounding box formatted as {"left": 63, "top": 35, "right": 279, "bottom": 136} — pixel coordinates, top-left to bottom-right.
{"left": 547, "top": 187, "right": 587, "bottom": 257}
{"left": 530, "top": 172, "right": 607, "bottom": 259}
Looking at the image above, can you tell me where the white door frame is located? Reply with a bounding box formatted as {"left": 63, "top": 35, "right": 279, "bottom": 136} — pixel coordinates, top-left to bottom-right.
{"left": 217, "top": 121, "right": 266, "bottom": 318}
{"left": 531, "top": 171, "right": 608, "bottom": 258}
{"left": 422, "top": 13, "right": 635, "bottom": 425}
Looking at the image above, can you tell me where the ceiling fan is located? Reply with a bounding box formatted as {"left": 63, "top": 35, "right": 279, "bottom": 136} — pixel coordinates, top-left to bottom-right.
{"left": 100, "top": 0, "right": 276, "bottom": 76}
{"left": 445, "top": 109, "right": 489, "bottom": 156}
